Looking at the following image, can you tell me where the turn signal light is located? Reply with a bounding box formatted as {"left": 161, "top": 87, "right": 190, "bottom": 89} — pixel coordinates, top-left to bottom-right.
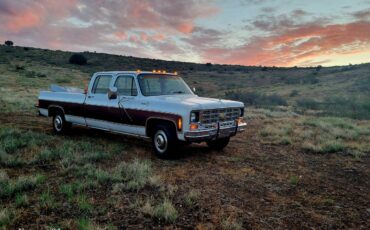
{"left": 236, "top": 117, "right": 246, "bottom": 125}
{"left": 190, "top": 123, "right": 198, "bottom": 130}
{"left": 177, "top": 118, "right": 183, "bottom": 131}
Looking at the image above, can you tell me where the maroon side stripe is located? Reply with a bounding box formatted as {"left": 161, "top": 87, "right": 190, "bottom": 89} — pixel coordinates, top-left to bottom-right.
{"left": 39, "top": 99, "right": 181, "bottom": 128}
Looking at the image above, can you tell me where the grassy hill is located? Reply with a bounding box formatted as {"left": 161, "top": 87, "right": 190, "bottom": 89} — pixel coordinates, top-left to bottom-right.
{"left": 1, "top": 45, "right": 369, "bottom": 118}
{"left": 0, "top": 45, "right": 369, "bottom": 229}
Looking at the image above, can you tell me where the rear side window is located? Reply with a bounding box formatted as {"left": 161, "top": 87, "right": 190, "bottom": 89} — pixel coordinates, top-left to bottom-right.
{"left": 92, "top": 75, "right": 112, "bottom": 94}
{"left": 114, "top": 75, "right": 138, "bottom": 96}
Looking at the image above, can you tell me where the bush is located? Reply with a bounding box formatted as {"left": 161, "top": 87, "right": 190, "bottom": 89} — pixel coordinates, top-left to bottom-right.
{"left": 69, "top": 53, "right": 87, "bottom": 65}
{"left": 296, "top": 98, "right": 320, "bottom": 110}
{"left": 296, "top": 97, "right": 370, "bottom": 119}
{"left": 289, "top": 90, "right": 299, "bottom": 97}
{"left": 4, "top": 41, "right": 13, "bottom": 46}
{"left": 224, "top": 91, "right": 287, "bottom": 107}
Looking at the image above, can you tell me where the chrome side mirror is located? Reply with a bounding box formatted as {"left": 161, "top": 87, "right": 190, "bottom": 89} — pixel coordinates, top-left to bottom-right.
{"left": 108, "top": 86, "right": 118, "bottom": 100}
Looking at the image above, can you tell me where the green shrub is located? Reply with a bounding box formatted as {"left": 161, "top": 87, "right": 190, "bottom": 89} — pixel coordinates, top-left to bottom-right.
{"left": 0, "top": 208, "right": 14, "bottom": 227}
{"left": 153, "top": 198, "right": 178, "bottom": 223}
{"left": 69, "top": 53, "right": 87, "bottom": 65}
{"left": 224, "top": 91, "right": 287, "bottom": 107}
{"left": 15, "top": 194, "right": 29, "bottom": 207}
{"left": 289, "top": 90, "right": 299, "bottom": 97}
{"left": 114, "top": 159, "right": 152, "bottom": 191}
{"left": 296, "top": 97, "right": 370, "bottom": 119}
{"left": 289, "top": 175, "right": 299, "bottom": 186}
{"left": 221, "top": 217, "right": 243, "bottom": 230}
{"left": 296, "top": 98, "right": 320, "bottom": 110}
{"left": 0, "top": 174, "right": 45, "bottom": 198}
{"left": 4, "top": 40, "right": 13, "bottom": 46}
{"left": 76, "top": 195, "right": 92, "bottom": 213}
{"left": 39, "top": 190, "right": 58, "bottom": 209}
{"left": 184, "top": 189, "right": 200, "bottom": 206}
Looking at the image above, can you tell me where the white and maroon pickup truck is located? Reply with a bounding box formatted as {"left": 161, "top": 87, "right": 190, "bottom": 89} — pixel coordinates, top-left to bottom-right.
{"left": 38, "top": 71, "right": 246, "bottom": 158}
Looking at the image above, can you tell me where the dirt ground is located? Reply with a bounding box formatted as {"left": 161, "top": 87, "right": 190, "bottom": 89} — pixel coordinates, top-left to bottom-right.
{"left": 1, "top": 112, "right": 369, "bottom": 229}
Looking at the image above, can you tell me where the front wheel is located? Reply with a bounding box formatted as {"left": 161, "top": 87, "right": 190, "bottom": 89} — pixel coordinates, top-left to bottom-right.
{"left": 206, "top": 137, "right": 230, "bottom": 151}
{"left": 52, "top": 112, "right": 71, "bottom": 134}
{"left": 152, "top": 125, "right": 177, "bottom": 158}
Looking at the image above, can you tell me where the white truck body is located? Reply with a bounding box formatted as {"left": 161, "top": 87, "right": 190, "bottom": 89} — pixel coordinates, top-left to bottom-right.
{"left": 38, "top": 71, "right": 246, "bottom": 157}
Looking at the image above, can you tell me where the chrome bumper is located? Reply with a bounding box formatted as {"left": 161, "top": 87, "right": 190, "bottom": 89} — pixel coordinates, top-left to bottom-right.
{"left": 184, "top": 122, "right": 247, "bottom": 142}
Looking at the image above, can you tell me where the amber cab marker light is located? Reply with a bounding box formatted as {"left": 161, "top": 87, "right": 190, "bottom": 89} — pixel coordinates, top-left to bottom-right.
{"left": 152, "top": 69, "right": 156, "bottom": 73}
{"left": 190, "top": 123, "right": 198, "bottom": 130}
{"left": 174, "top": 71, "right": 178, "bottom": 75}
{"left": 136, "top": 69, "right": 141, "bottom": 73}
{"left": 163, "top": 70, "right": 167, "bottom": 74}
{"left": 177, "top": 118, "right": 183, "bottom": 131}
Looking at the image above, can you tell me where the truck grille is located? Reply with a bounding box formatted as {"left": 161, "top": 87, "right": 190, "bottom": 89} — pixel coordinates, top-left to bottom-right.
{"left": 200, "top": 108, "right": 240, "bottom": 125}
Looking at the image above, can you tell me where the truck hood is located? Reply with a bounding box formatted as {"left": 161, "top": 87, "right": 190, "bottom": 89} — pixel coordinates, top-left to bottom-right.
{"left": 149, "top": 94, "right": 244, "bottom": 110}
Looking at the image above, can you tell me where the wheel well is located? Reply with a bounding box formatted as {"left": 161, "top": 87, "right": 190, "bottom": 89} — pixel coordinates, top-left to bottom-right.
{"left": 48, "top": 106, "right": 64, "bottom": 117}
{"left": 146, "top": 118, "right": 177, "bottom": 138}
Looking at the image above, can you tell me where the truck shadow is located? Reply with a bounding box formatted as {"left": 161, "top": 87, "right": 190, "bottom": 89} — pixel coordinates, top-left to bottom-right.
{"left": 66, "top": 126, "right": 216, "bottom": 160}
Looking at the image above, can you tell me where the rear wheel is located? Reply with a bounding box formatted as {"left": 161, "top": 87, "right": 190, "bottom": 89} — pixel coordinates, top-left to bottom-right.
{"left": 207, "top": 137, "right": 230, "bottom": 151}
{"left": 152, "top": 125, "right": 177, "bottom": 158}
{"left": 52, "top": 112, "right": 71, "bottom": 134}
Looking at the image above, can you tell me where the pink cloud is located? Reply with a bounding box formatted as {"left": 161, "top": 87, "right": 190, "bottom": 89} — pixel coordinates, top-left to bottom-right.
{"left": 114, "top": 32, "right": 127, "bottom": 41}
{"left": 5, "top": 10, "right": 41, "bottom": 32}
{"left": 199, "top": 21, "right": 370, "bottom": 66}
{"left": 177, "top": 22, "right": 194, "bottom": 33}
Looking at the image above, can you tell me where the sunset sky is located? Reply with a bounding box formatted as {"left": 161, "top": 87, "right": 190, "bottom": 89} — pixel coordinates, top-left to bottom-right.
{"left": 1, "top": 0, "right": 369, "bottom": 67}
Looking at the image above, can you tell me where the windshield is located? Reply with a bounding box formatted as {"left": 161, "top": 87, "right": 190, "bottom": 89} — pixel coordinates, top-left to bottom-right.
{"left": 138, "top": 74, "right": 193, "bottom": 96}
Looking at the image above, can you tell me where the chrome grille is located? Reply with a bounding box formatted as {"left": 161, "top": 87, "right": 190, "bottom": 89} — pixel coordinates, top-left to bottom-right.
{"left": 200, "top": 108, "right": 240, "bottom": 124}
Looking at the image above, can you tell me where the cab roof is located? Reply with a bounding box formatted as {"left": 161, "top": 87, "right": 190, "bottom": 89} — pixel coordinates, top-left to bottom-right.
{"left": 93, "top": 71, "right": 178, "bottom": 76}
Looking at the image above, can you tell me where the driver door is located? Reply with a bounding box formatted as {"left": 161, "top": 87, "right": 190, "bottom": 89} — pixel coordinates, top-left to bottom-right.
{"left": 107, "top": 74, "right": 145, "bottom": 135}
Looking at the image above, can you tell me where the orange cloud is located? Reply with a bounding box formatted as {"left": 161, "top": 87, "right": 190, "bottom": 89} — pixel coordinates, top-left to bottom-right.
{"left": 201, "top": 21, "right": 370, "bottom": 66}
{"left": 114, "top": 32, "right": 127, "bottom": 41}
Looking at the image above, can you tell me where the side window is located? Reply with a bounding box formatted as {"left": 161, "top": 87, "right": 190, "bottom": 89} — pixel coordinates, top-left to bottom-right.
{"left": 92, "top": 75, "right": 112, "bottom": 94}
{"left": 114, "top": 75, "right": 138, "bottom": 96}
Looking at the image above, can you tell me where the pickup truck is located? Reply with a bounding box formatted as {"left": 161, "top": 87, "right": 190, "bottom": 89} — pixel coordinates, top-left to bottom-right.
{"left": 38, "top": 71, "right": 247, "bottom": 158}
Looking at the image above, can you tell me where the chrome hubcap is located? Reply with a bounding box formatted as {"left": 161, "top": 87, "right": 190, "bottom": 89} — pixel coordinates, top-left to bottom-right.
{"left": 154, "top": 130, "right": 168, "bottom": 154}
{"left": 54, "top": 115, "right": 62, "bottom": 131}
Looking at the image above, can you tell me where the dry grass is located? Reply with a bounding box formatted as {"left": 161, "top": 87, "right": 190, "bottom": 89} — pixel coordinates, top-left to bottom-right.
{"left": 258, "top": 112, "right": 370, "bottom": 155}
{"left": 141, "top": 198, "right": 178, "bottom": 223}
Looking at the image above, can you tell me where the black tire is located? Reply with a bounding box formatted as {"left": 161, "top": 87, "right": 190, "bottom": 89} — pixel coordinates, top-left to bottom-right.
{"left": 152, "top": 124, "right": 177, "bottom": 158}
{"left": 52, "top": 111, "right": 71, "bottom": 134}
{"left": 206, "top": 137, "right": 230, "bottom": 151}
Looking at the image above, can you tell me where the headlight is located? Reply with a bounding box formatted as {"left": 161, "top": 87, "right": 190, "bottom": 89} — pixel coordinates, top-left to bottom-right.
{"left": 190, "top": 112, "right": 199, "bottom": 122}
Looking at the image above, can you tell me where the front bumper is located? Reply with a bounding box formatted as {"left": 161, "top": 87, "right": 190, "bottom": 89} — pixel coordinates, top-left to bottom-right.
{"left": 184, "top": 122, "right": 247, "bottom": 142}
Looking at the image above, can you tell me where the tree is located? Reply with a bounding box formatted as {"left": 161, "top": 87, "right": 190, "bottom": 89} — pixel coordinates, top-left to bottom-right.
{"left": 4, "top": 40, "right": 13, "bottom": 46}
{"left": 69, "top": 53, "right": 87, "bottom": 65}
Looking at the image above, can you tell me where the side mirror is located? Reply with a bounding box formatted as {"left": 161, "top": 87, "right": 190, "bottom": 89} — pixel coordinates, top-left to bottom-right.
{"left": 192, "top": 87, "right": 196, "bottom": 93}
{"left": 108, "top": 87, "right": 118, "bottom": 100}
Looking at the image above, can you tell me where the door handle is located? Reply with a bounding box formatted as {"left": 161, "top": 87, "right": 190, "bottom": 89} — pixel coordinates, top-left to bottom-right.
{"left": 87, "top": 95, "right": 94, "bottom": 98}
{"left": 141, "top": 102, "right": 149, "bottom": 105}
